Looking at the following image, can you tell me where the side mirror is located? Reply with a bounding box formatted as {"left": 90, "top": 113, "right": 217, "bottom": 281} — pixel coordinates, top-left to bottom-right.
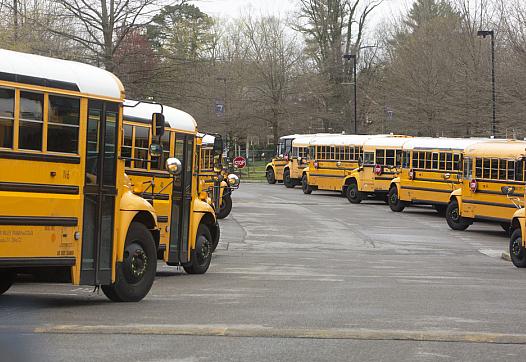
{"left": 502, "top": 186, "right": 516, "bottom": 195}
{"left": 227, "top": 173, "right": 240, "bottom": 188}
{"left": 152, "top": 113, "right": 165, "bottom": 137}
{"left": 149, "top": 143, "right": 163, "bottom": 158}
{"left": 166, "top": 157, "right": 182, "bottom": 176}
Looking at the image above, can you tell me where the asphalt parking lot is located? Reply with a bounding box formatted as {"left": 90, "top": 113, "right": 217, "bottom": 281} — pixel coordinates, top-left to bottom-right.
{"left": 2, "top": 182, "right": 526, "bottom": 361}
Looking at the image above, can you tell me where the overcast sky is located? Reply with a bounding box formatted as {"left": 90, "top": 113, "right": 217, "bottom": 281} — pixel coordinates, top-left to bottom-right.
{"left": 191, "top": 0, "right": 415, "bottom": 28}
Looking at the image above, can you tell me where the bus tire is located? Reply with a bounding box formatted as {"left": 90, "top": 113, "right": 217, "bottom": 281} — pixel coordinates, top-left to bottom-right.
{"left": 434, "top": 204, "right": 447, "bottom": 215}
{"left": 346, "top": 182, "right": 362, "bottom": 204}
{"left": 302, "top": 175, "right": 312, "bottom": 194}
{"left": 216, "top": 194, "right": 232, "bottom": 220}
{"left": 266, "top": 168, "right": 276, "bottom": 184}
{"left": 445, "top": 199, "right": 472, "bottom": 231}
{"left": 510, "top": 229, "right": 526, "bottom": 268}
{"left": 284, "top": 169, "right": 294, "bottom": 188}
{"left": 102, "top": 222, "right": 157, "bottom": 302}
{"left": 183, "top": 225, "right": 212, "bottom": 275}
{"left": 388, "top": 186, "right": 406, "bottom": 212}
{"left": 0, "top": 270, "right": 15, "bottom": 295}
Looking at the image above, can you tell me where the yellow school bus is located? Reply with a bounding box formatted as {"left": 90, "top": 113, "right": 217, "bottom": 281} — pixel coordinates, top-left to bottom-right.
{"left": 0, "top": 49, "right": 161, "bottom": 301}
{"left": 388, "top": 138, "right": 485, "bottom": 214}
{"left": 344, "top": 136, "right": 411, "bottom": 203}
{"left": 266, "top": 134, "right": 300, "bottom": 184}
{"left": 302, "top": 134, "right": 377, "bottom": 195}
{"left": 123, "top": 101, "right": 223, "bottom": 273}
{"left": 283, "top": 134, "right": 329, "bottom": 188}
{"left": 198, "top": 133, "right": 239, "bottom": 220}
{"left": 446, "top": 139, "right": 526, "bottom": 232}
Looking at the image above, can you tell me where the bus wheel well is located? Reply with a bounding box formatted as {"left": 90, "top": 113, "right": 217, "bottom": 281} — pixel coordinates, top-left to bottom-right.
{"left": 132, "top": 211, "right": 160, "bottom": 250}
{"left": 511, "top": 218, "right": 521, "bottom": 232}
{"left": 200, "top": 213, "right": 219, "bottom": 246}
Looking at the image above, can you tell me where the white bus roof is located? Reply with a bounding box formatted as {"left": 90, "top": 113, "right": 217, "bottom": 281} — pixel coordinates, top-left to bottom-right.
{"left": 123, "top": 100, "right": 197, "bottom": 133}
{"left": 311, "top": 134, "right": 383, "bottom": 146}
{"left": 0, "top": 49, "right": 123, "bottom": 100}
{"left": 292, "top": 133, "right": 332, "bottom": 147}
{"left": 201, "top": 134, "right": 215, "bottom": 145}
{"left": 362, "top": 136, "right": 413, "bottom": 149}
{"left": 401, "top": 137, "right": 488, "bottom": 151}
{"left": 279, "top": 134, "right": 303, "bottom": 141}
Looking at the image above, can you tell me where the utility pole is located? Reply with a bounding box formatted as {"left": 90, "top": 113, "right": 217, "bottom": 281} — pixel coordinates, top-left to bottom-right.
{"left": 477, "top": 30, "right": 496, "bottom": 137}
{"left": 342, "top": 54, "right": 357, "bottom": 134}
{"left": 13, "top": 0, "right": 18, "bottom": 42}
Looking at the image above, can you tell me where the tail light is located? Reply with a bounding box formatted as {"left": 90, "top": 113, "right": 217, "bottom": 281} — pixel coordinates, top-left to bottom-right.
{"left": 469, "top": 179, "right": 478, "bottom": 192}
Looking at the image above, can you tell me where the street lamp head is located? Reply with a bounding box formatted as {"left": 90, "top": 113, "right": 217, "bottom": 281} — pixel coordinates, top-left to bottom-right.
{"left": 477, "top": 30, "right": 494, "bottom": 38}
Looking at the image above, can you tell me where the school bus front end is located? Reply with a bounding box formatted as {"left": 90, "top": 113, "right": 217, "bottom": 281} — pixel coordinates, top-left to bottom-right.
{"left": 446, "top": 140, "right": 526, "bottom": 232}
{"left": 343, "top": 136, "right": 410, "bottom": 203}
{"left": 123, "top": 102, "right": 220, "bottom": 273}
{"left": 266, "top": 135, "right": 298, "bottom": 184}
{"left": 284, "top": 134, "right": 317, "bottom": 188}
{"left": 0, "top": 50, "right": 160, "bottom": 302}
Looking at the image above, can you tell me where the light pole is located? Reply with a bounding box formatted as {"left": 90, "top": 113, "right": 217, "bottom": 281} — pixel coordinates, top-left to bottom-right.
{"left": 477, "top": 30, "right": 496, "bottom": 137}
{"left": 216, "top": 77, "right": 228, "bottom": 146}
{"left": 342, "top": 54, "right": 357, "bottom": 134}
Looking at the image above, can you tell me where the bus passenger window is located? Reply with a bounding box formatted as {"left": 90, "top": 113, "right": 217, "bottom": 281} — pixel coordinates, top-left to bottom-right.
{"left": 376, "top": 149, "right": 385, "bottom": 165}
{"left": 507, "top": 160, "right": 515, "bottom": 181}
{"left": 463, "top": 158, "right": 472, "bottom": 179}
{"left": 396, "top": 150, "right": 403, "bottom": 166}
{"left": 19, "top": 91, "right": 44, "bottom": 151}
{"left": 516, "top": 161, "right": 524, "bottom": 181}
{"left": 412, "top": 152, "right": 418, "bottom": 168}
{"left": 453, "top": 154, "right": 461, "bottom": 171}
{"left": 498, "top": 160, "right": 506, "bottom": 180}
{"left": 475, "top": 158, "right": 482, "bottom": 178}
{"left": 134, "top": 126, "right": 149, "bottom": 169}
{"left": 446, "top": 153, "right": 453, "bottom": 171}
{"left": 47, "top": 95, "right": 80, "bottom": 154}
{"left": 439, "top": 153, "right": 446, "bottom": 170}
{"left": 122, "top": 125, "right": 132, "bottom": 167}
{"left": 419, "top": 152, "right": 425, "bottom": 169}
{"left": 490, "top": 159, "right": 498, "bottom": 179}
{"left": 386, "top": 150, "right": 395, "bottom": 166}
{"left": 483, "top": 158, "right": 490, "bottom": 179}
{"left": 432, "top": 153, "right": 439, "bottom": 169}
{"left": 0, "top": 88, "right": 14, "bottom": 148}
{"left": 425, "top": 152, "right": 432, "bottom": 169}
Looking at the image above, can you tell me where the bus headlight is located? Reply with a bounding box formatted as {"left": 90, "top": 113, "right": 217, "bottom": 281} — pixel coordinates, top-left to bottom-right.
{"left": 227, "top": 174, "right": 240, "bottom": 188}
{"left": 166, "top": 157, "right": 182, "bottom": 176}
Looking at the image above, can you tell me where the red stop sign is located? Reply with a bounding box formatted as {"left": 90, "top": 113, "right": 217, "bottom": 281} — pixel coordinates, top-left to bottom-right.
{"left": 233, "top": 156, "right": 246, "bottom": 169}
{"left": 374, "top": 164, "right": 383, "bottom": 175}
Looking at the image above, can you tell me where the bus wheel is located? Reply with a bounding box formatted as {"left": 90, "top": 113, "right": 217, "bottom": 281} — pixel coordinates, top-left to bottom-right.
{"left": 102, "top": 222, "right": 157, "bottom": 302}
{"left": 266, "top": 168, "right": 276, "bottom": 184}
{"left": 216, "top": 194, "right": 232, "bottom": 220}
{"left": 183, "top": 225, "right": 212, "bottom": 274}
{"left": 434, "top": 205, "right": 447, "bottom": 215}
{"left": 445, "top": 200, "right": 472, "bottom": 231}
{"left": 510, "top": 229, "right": 526, "bottom": 268}
{"left": 388, "top": 187, "right": 406, "bottom": 212}
{"left": 284, "top": 169, "right": 294, "bottom": 188}
{"left": 302, "top": 175, "right": 312, "bottom": 194}
{"left": 346, "top": 183, "right": 362, "bottom": 204}
{"left": 0, "top": 271, "right": 15, "bottom": 295}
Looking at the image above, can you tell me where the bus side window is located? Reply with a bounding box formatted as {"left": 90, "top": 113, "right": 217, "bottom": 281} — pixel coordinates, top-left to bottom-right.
{"left": 134, "top": 126, "right": 149, "bottom": 169}
{"left": 0, "top": 88, "right": 15, "bottom": 148}
{"left": 412, "top": 152, "right": 418, "bottom": 168}
{"left": 376, "top": 149, "right": 385, "bottom": 165}
{"left": 453, "top": 154, "right": 461, "bottom": 171}
{"left": 475, "top": 158, "right": 482, "bottom": 178}
{"left": 490, "top": 158, "right": 498, "bottom": 179}
{"left": 498, "top": 159, "right": 507, "bottom": 180}
{"left": 425, "top": 152, "right": 432, "bottom": 169}
{"left": 516, "top": 160, "right": 524, "bottom": 181}
{"left": 507, "top": 160, "right": 515, "bottom": 181}
{"left": 47, "top": 95, "right": 80, "bottom": 154}
{"left": 19, "top": 91, "right": 44, "bottom": 151}
{"left": 432, "top": 153, "right": 439, "bottom": 169}
{"left": 122, "top": 125, "right": 132, "bottom": 167}
{"left": 463, "top": 157, "right": 472, "bottom": 179}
